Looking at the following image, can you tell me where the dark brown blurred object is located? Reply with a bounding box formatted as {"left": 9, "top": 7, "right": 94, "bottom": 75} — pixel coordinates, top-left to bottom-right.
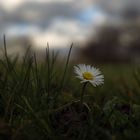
{"left": 50, "top": 101, "right": 90, "bottom": 139}
{"left": 0, "top": 120, "right": 12, "bottom": 140}
{"left": 81, "top": 23, "right": 140, "bottom": 63}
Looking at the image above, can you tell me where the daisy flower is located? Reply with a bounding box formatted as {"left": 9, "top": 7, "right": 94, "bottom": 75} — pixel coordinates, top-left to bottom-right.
{"left": 74, "top": 64, "right": 104, "bottom": 87}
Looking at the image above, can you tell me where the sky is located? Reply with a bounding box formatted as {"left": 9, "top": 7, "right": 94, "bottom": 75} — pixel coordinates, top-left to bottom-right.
{"left": 0, "top": 0, "right": 139, "bottom": 49}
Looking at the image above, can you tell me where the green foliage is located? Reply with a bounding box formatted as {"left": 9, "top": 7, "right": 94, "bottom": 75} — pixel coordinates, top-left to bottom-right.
{"left": 0, "top": 37, "right": 140, "bottom": 139}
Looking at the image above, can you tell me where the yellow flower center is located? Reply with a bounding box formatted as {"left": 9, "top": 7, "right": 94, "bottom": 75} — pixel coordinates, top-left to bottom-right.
{"left": 83, "top": 72, "right": 94, "bottom": 80}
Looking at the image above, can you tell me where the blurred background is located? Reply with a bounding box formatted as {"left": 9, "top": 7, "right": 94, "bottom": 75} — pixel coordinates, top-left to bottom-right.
{"left": 0, "top": 0, "right": 140, "bottom": 63}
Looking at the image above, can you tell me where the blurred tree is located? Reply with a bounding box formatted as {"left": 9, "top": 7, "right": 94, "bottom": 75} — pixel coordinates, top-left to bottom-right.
{"left": 80, "top": 22, "right": 140, "bottom": 63}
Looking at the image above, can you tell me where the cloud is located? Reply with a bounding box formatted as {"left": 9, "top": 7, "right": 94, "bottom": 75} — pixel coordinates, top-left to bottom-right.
{"left": 0, "top": 0, "right": 75, "bottom": 10}
{"left": 1, "top": 1, "right": 83, "bottom": 30}
{"left": 0, "top": 0, "right": 95, "bottom": 49}
{"left": 0, "top": 0, "right": 25, "bottom": 11}
{"left": 96, "top": 0, "right": 140, "bottom": 17}
{"left": 0, "top": 0, "right": 140, "bottom": 51}
{"left": 32, "top": 19, "right": 89, "bottom": 49}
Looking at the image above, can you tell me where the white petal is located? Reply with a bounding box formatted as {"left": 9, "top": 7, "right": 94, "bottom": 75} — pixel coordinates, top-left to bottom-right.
{"left": 74, "top": 64, "right": 104, "bottom": 86}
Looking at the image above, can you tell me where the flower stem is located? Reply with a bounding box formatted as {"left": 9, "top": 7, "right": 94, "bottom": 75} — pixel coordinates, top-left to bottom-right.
{"left": 80, "top": 82, "right": 88, "bottom": 104}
